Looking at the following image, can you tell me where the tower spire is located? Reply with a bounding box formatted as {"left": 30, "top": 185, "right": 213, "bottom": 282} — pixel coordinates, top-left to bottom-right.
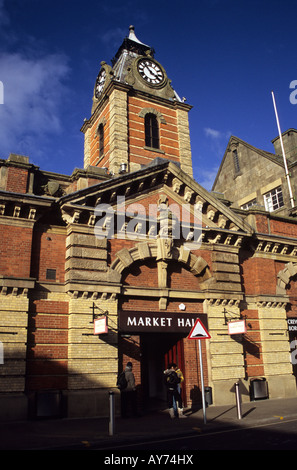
{"left": 128, "top": 25, "right": 149, "bottom": 47}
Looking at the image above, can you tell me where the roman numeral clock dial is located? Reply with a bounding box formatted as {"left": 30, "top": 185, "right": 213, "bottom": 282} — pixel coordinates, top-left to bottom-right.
{"left": 137, "top": 59, "right": 165, "bottom": 86}
{"left": 95, "top": 69, "right": 106, "bottom": 98}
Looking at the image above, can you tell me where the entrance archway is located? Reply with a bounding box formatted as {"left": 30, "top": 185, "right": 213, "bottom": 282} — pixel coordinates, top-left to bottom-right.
{"left": 140, "top": 333, "right": 186, "bottom": 410}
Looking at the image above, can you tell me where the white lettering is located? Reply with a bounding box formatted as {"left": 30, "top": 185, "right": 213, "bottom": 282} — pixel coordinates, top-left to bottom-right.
{"left": 0, "top": 81, "right": 3, "bottom": 104}
{"left": 127, "top": 317, "right": 136, "bottom": 326}
{"left": 125, "top": 202, "right": 146, "bottom": 240}
{"left": 290, "top": 340, "right": 297, "bottom": 365}
{"left": 290, "top": 80, "right": 297, "bottom": 104}
{"left": 94, "top": 204, "right": 114, "bottom": 239}
{"left": 125, "top": 315, "right": 198, "bottom": 330}
{"left": 104, "top": 455, "right": 138, "bottom": 467}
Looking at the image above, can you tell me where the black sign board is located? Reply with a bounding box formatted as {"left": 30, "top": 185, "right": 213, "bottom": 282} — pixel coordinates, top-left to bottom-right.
{"left": 119, "top": 311, "right": 208, "bottom": 334}
{"left": 288, "top": 318, "right": 297, "bottom": 332}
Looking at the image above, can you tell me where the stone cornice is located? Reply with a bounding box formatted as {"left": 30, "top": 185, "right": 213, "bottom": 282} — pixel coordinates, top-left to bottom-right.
{"left": 0, "top": 190, "right": 55, "bottom": 221}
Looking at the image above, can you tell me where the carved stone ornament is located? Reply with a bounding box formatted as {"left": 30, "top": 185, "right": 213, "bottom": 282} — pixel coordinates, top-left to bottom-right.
{"left": 41, "top": 180, "right": 63, "bottom": 197}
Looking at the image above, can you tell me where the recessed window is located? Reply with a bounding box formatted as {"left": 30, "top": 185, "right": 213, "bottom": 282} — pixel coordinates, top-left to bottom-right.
{"left": 263, "top": 186, "right": 284, "bottom": 212}
{"left": 98, "top": 123, "right": 104, "bottom": 158}
{"left": 145, "top": 113, "right": 159, "bottom": 149}
{"left": 46, "top": 269, "right": 56, "bottom": 280}
{"left": 233, "top": 149, "right": 240, "bottom": 174}
{"left": 241, "top": 199, "right": 257, "bottom": 210}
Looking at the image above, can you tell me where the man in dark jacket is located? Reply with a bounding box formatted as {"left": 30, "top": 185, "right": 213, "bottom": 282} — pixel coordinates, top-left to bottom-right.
{"left": 164, "top": 363, "right": 186, "bottom": 418}
{"left": 120, "top": 361, "right": 138, "bottom": 418}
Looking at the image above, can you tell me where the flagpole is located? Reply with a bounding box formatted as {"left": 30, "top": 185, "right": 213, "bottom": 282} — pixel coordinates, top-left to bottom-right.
{"left": 271, "top": 91, "right": 295, "bottom": 208}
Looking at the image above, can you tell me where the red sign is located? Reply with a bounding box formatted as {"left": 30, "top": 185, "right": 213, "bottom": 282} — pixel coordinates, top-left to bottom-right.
{"left": 188, "top": 319, "right": 211, "bottom": 340}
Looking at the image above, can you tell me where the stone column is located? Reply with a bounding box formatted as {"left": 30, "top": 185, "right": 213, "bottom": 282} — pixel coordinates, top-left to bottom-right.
{"left": 255, "top": 298, "right": 296, "bottom": 398}
{"left": 109, "top": 88, "right": 129, "bottom": 175}
{"left": 176, "top": 107, "right": 193, "bottom": 178}
{"left": 204, "top": 298, "right": 246, "bottom": 405}
{"left": 67, "top": 293, "right": 119, "bottom": 418}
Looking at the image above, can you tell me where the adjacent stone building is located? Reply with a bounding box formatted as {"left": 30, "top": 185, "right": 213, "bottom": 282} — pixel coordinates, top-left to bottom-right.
{"left": 0, "top": 27, "right": 297, "bottom": 421}
{"left": 213, "top": 129, "right": 297, "bottom": 216}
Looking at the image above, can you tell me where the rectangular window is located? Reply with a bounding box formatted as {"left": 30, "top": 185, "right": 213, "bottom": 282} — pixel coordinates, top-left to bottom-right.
{"left": 46, "top": 269, "right": 56, "bottom": 280}
{"left": 263, "top": 186, "right": 284, "bottom": 212}
{"left": 233, "top": 150, "right": 240, "bottom": 174}
{"left": 145, "top": 114, "right": 159, "bottom": 149}
{"left": 98, "top": 124, "right": 104, "bottom": 158}
{"left": 241, "top": 198, "right": 257, "bottom": 210}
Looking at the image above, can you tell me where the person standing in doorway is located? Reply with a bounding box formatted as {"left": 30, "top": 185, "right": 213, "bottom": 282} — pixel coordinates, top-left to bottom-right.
{"left": 173, "top": 365, "right": 184, "bottom": 416}
{"left": 120, "top": 361, "right": 138, "bottom": 418}
{"left": 164, "top": 363, "right": 186, "bottom": 419}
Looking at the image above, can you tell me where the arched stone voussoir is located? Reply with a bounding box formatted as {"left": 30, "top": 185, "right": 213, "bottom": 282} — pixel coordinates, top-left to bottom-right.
{"left": 276, "top": 261, "right": 297, "bottom": 295}
{"left": 110, "top": 241, "right": 210, "bottom": 278}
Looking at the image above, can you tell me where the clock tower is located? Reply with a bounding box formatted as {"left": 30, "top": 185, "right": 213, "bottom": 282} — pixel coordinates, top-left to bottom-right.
{"left": 81, "top": 26, "right": 193, "bottom": 177}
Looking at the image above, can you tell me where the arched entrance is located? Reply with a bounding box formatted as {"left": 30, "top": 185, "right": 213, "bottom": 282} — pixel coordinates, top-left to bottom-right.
{"left": 142, "top": 333, "right": 186, "bottom": 407}
{"left": 114, "top": 242, "right": 212, "bottom": 413}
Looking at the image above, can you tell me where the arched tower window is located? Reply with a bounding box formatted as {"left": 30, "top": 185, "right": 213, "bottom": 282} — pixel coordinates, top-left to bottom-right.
{"left": 145, "top": 113, "right": 159, "bottom": 149}
{"left": 98, "top": 123, "right": 104, "bottom": 158}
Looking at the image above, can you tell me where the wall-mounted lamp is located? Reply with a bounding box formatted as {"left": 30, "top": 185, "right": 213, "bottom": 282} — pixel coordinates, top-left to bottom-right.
{"left": 120, "top": 162, "right": 127, "bottom": 173}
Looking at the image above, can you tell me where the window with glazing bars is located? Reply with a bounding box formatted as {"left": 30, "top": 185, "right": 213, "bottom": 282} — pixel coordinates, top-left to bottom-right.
{"left": 241, "top": 198, "right": 257, "bottom": 210}
{"left": 233, "top": 149, "right": 240, "bottom": 174}
{"left": 263, "top": 186, "right": 284, "bottom": 212}
{"left": 145, "top": 113, "right": 159, "bottom": 149}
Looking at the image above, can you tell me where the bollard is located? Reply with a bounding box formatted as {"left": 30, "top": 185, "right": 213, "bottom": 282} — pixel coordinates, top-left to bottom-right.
{"left": 109, "top": 390, "right": 115, "bottom": 436}
{"left": 235, "top": 382, "right": 242, "bottom": 420}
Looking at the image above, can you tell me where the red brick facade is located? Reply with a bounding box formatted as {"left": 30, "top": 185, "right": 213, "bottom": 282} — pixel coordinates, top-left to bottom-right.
{"left": 0, "top": 28, "right": 297, "bottom": 421}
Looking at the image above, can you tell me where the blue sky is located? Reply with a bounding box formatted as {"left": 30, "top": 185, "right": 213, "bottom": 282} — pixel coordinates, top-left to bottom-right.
{"left": 0, "top": 0, "right": 296, "bottom": 190}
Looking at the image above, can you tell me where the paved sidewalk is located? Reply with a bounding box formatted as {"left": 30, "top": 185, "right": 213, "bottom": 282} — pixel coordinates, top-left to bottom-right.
{"left": 1, "top": 396, "right": 297, "bottom": 450}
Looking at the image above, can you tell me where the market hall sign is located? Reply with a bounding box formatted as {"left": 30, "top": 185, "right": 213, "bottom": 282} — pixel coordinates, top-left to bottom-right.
{"left": 119, "top": 311, "right": 208, "bottom": 333}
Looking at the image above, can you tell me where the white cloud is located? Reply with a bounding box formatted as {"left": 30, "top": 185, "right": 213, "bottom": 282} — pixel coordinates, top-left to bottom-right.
{"left": 0, "top": 1, "right": 70, "bottom": 164}
{"left": 204, "top": 127, "right": 222, "bottom": 139}
{"left": 194, "top": 166, "right": 219, "bottom": 191}
{"left": 0, "top": 51, "right": 70, "bottom": 158}
{"left": 203, "top": 127, "right": 231, "bottom": 160}
{"left": 204, "top": 127, "right": 231, "bottom": 141}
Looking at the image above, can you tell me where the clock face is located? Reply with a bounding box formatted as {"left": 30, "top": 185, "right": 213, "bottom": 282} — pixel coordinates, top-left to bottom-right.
{"left": 95, "top": 69, "right": 106, "bottom": 98}
{"left": 138, "top": 59, "right": 164, "bottom": 85}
